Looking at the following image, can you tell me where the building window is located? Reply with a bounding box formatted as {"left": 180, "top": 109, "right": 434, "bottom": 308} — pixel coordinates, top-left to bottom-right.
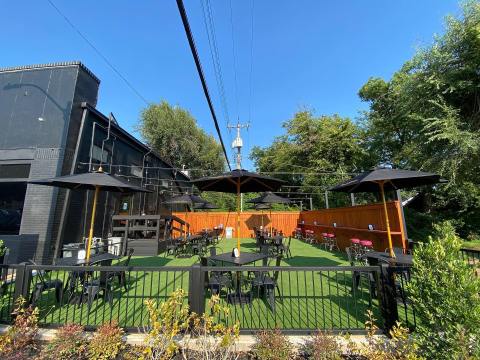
{"left": 131, "top": 166, "right": 143, "bottom": 178}
{"left": 91, "top": 145, "right": 109, "bottom": 163}
{"left": 0, "top": 164, "right": 31, "bottom": 179}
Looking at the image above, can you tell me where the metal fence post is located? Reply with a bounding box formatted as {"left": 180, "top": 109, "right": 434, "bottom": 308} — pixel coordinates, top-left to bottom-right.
{"left": 378, "top": 263, "right": 399, "bottom": 334}
{"left": 13, "top": 263, "right": 32, "bottom": 303}
{"left": 189, "top": 264, "right": 205, "bottom": 315}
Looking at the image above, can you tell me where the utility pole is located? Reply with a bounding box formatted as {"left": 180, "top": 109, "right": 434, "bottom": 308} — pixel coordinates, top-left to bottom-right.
{"left": 228, "top": 121, "right": 250, "bottom": 170}
{"left": 228, "top": 121, "right": 249, "bottom": 213}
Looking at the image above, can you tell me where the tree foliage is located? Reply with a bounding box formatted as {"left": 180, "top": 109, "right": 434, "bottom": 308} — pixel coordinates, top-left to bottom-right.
{"left": 250, "top": 111, "right": 374, "bottom": 208}
{"left": 359, "top": 1, "right": 480, "bottom": 237}
{"left": 138, "top": 101, "right": 225, "bottom": 175}
{"left": 251, "top": 2, "right": 480, "bottom": 235}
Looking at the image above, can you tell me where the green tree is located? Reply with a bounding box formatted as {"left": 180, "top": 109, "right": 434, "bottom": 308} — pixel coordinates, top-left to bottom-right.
{"left": 250, "top": 110, "right": 372, "bottom": 208}
{"left": 138, "top": 101, "right": 225, "bottom": 175}
{"left": 359, "top": 1, "right": 480, "bottom": 237}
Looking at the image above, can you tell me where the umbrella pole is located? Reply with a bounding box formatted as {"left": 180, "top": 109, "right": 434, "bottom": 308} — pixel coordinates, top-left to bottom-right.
{"left": 86, "top": 185, "right": 100, "bottom": 261}
{"left": 236, "top": 180, "right": 241, "bottom": 253}
{"left": 379, "top": 181, "right": 395, "bottom": 258}
{"left": 270, "top": 208, "right": 272, "bottom": 236}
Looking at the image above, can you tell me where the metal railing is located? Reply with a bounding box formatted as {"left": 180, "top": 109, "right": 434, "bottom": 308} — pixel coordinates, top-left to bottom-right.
{"left": 0, "top": 262, "right": 424, "bottom": 334}
{"left": 195, "top": 265, "right": 381, "bottom": 333}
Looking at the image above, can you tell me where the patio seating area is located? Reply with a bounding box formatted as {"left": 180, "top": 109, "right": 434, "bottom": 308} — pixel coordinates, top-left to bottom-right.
{"left": 0, "top": 236, "right": 401, "bottom": 332}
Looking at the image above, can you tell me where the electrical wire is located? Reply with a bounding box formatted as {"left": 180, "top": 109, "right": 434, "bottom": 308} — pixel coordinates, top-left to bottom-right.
{"left": 176, "top": 0, "right": 231, "bottom": 170}
{"left": 248, "top": 0, "right": 255, "bottom": 123}
{"left": 46, "top": 0, "right": 150, "bottom": 106}
{"left": 229, "top": 0, "right": 240, "bottom": 119}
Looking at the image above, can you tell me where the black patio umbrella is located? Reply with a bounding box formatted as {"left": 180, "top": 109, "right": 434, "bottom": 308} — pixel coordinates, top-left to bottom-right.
{"left": 247, "top": 192, "right": 291, "bottom": 233}
{"left": 164, "top": 194, "right": 208, "bottom": 236}
{"left": 193, "top": 201, "right": 219, "bottom": 210}
{"left": 29, "top": 168, "right": 151, "bottom": 261}
{"left": 191, "top": 169, "right": 285, "bottom": 253}
{"left": 330, "top": 168, "right": 444, "bottom": 257}
{"left": 250, "top": 203, "right": 271, "bottom": 228}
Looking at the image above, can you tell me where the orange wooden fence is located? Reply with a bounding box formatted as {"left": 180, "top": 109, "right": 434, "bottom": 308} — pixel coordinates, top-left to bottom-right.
{"left": 299, "top": 201, "right": 406, "bottom": 251}
{"left": 172, "top": 211, "right": 300, "bottom": 239}
{"left": 173, "top": 201, "right": 407, "bottom": 251}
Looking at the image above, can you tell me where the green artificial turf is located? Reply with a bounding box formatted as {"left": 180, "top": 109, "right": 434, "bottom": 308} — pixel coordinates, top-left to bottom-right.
{"left": 2, "top": 237, "right": 384, "bottom": 332}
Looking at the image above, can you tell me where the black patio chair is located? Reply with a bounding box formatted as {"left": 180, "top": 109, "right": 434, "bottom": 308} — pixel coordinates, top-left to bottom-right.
{"left": 165, "top": 237, "right": 180, "bottom": 257}
{"left": 201, "top": 256, "right": 232, "bottom": 296}
{"left": 80, "top": 258, "right": 114, "bottom": 310}
{"left": 28, "top": 260, "right": 63, "bottom": 306}
{"left": 279, "top": 236, "right": 292, "bottom": 258}
{"left": 108, "top": 248, "right": 134, "bottom": 291}
{"left": 249, "top": 255, "right": 282, "bottom": 312}
{"left": 345, "top": 247, "right": 376, "bottom": 300}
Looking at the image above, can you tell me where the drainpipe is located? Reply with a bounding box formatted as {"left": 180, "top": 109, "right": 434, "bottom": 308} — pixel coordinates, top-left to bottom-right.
{"left": 53, "top": 108, "right": 88, "bottom": 259}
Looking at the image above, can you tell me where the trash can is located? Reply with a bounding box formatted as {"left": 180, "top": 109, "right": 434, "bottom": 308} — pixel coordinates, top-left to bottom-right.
{"left": 225, "top": 227, "right": 234, "bottom": 239}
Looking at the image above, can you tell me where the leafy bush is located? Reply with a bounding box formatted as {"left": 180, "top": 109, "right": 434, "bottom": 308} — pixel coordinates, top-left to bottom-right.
{"left": 39, "top": 324, "right": 88, "bottom": 360}
{"left": 353, "top": 310, "right": 423, "bottom": 360}
{"left": 0, "top": 297, "right": 39, "bottom": 359}
{"left": 406, "top": 222, "right": 480, "bottom": 359}
{"left": 88, "top": 322, "right": 126, "bottom": 360}
{"left": 182, "top": 294, "right": 240, "bottom": 360}
{"left": 300, "top": 331, "right": 342, "bottom": 360}
{"left": 251, "top": 328, "right": 294, "bottom": 360}
{"left": 141, "top": 289, "right": 191, "bottom": 360}
{"left": 0, "top": 239, "right": 7, "bottom": 257}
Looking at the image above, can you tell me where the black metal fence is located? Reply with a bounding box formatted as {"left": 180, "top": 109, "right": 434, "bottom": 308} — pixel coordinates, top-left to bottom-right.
{"left": 0, "top": 262, "right": 420, "bottom": 334}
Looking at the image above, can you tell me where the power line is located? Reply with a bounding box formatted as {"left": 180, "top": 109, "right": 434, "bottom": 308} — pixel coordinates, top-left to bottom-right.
{"left": 46, "top": 0, "right": 150, "bottom": 106}
{"left": 176, "top": 0, "right": 231, "bottom": 171}
{"left": 200, "top": 0, "right": 230, "bottom": 126}
{"left": 229, "top": 0, "right": 240, "bottom": 118}
{"left": 248, "top": 0, "right": 255, "bottom": 123}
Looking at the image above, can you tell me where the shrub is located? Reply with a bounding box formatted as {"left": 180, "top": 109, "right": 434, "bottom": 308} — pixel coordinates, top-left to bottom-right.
{"left": 406, "top": 222, "right": 480, "bottom": 359}
{"left": 182, "top": 294, "right": 240, "bottom": 360}
{"left": 0, "top": 297, "right": 39, "bottom": 359}
{"left": 300, "top": 331, "right": 342, "bottom": 360}
{"left": 39, "top": 324, "right": 88, "bottom": 360}
{"left": 251, "top": 328, "right": 294, "bottom": 360}
{"left": 142, "top": 289, "right": 191, "bottom": 360}
{"left": 0, "top": 239, "right": 7, "bottom": 257}
{"left": 88, "top": 322, "right": 126, "bottom": 360}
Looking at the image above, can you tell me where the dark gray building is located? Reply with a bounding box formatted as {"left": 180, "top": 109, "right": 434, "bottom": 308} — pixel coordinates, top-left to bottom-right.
{"left": 0, "top": 62, "right": 189, "bottom": 263}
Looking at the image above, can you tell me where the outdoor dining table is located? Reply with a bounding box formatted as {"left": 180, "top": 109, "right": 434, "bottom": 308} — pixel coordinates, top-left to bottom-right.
{"left": 365, "top": 251, "right": 413, "bottom": 266}
{"left": 55, "top": 252, "right": 121, "bottom": 304}
{"left": 208, "top": 252, "right": 268, "bottom": 304}
{"left": 54, "top": 252, "right": 120, "bottom": 266}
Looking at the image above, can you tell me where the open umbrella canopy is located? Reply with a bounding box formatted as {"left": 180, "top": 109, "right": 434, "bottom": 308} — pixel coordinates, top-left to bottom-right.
{"left": 329, "top": 168, "right": 444, "bottom": 193}
{"left": 247, "top": 192, "right": 291, "bottom": 204}
{"left": 191, "top": 169, "right": 285, "bottom": 193}
{"left": 253, "top": 203, "right": 271, "bottom": 210}
{"left": 192, "top": 169, "right": 285, "bottom": 254}
{"left": 29, "top": 170, "right": 150, "bottom": 261}
{"left": 329, "top": 168, "right": 443, "bottom": 258}
{"left": 194, "top": 202, "right": 219, "bottom": 210}
{"left": 164, "top": 194, "right": 207, "bottom": 205}
{"left": 29, "top": 171, "right": 151, "bottom": 193}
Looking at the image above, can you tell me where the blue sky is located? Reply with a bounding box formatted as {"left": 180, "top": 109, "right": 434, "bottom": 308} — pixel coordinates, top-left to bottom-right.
{"left": 1, "top": 0, "right": 462, "bottom": 170}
